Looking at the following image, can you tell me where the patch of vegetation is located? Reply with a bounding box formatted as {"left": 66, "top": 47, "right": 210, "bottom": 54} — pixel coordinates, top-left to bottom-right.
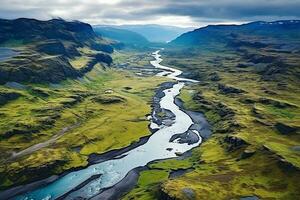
{"left": 122, "top": 29, "right": 300, "bottom": 199}
{"left": 69, "top": 56, "right": 93, "bottom": 69}
{"left": 0, "top": 51, "right": 167, "bottom": 190}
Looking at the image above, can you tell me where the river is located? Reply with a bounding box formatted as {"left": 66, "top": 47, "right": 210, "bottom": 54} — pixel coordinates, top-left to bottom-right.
{"left": 12, "top": 50, "right": 204, "bottom": 200}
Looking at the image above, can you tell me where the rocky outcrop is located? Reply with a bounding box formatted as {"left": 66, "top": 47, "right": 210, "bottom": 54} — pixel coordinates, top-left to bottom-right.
{"left": 246, "top": 54, "right": 277, "bottom": 64}
{"left": 169, "top": 168, "right": 194, "bottom": 179}
{"left": 0, "top": 91, "right": 21, "bottom": 106}
{"left": 275, "top": 122, "right": 298, "bottom": 135}
{"left": 90, "top": 43, "right": 114, "bottom": 54}
{"left": 92, "top": 95, "right": 125, "bottom": 104}
{"left": 258, "top": 97, "right": 296, "bottom": 108}
{"left": 224, "top": 135, "right": 248, "bottom": 151}
{"left": 0, "top": 53, "right": 79, "bottom": 84}
{"left": 181, "top": 188, "right": 196, "bottom": 200}
{"left": 35, "top": 40, "right": 81, "bottom": 58}
{"left": 95, "top": 53, "right": 113, "bottom": 65}
{"left": 79, "top": 53, "right": 113, "bottom": 74}
{"left": 218, "top": 84, "right": 245, "bottom": 94}
{"left": 159, "top": 187, "right": 196, "bottom": 200}
{"left": 159, "top": 189, "right": 176, "bottom": 200}
{"left": 192, "top": 92, "right": 239, "bottom": 134}
{"left": 239, "top": 149, "right": 256, "bottom": 160}
{"left": 169, "top": 130, "right": 200, "bottom": 145}
{"left": 36, "top": 41, "right": 68, "bottom": 56}
{"left": 209, "top": 72, "right": 221, "bottom": 81}
{"left": 236, "top": 63, "right": 252, "bottom": 68}
{"left": 263, "top": 145, "right": 300, "bottom": 171}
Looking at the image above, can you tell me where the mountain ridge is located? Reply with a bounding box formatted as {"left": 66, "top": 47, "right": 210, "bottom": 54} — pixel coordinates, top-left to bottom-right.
{"left": 93, "top": 26, "right": 149, "bottom": 47}
{"left": 170, "top": 20, "right": 300, "bottom": 46}
{"left": 96, "top": 24, "right": 194, "bottom": 42}
{"left": 0, "top": 18, "right": 113, "bottom": 84}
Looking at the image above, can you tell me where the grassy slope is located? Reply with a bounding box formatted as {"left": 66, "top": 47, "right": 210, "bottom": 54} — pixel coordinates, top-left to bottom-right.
{"left": 0, "top": 19, "right": 114, "bottom": 84}
{"left": 0, "top": 50, "right": 166, "bottom": 189}
{"left": 122, "top": 45, "right": 300, "bottom": 199}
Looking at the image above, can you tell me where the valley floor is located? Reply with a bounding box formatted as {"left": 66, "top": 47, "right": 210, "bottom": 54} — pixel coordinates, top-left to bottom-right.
{"left": 0, "top": 45, "right": 299, "bottom": 200}
{"left": 122, "top": 46, "right": 300, "bottom": 199}
{"left": 0, "top": 50, "right": 167, "bottom": 190}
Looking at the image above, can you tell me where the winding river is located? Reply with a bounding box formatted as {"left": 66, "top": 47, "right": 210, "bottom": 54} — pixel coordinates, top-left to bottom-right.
{"left": 13, "top": 50, "right": 203, "bottom": 200}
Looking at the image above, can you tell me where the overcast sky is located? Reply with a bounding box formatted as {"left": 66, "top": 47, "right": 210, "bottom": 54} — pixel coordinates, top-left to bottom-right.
{"left": 1, "top": 0, "right": 300, "bottom": 27}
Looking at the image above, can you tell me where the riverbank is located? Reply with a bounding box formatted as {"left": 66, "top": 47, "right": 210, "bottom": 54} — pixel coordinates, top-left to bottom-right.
{"left": 0, "top": 51, "right": 167, "bottom": 193}
{"left": 122, "top": 45, "right": 300, "bottom": 199}
{"left": 86, "top": 81, "right": 211, "bottom": 200}
{"left": 4, "top": 50, "right": 208, "bottom": 200}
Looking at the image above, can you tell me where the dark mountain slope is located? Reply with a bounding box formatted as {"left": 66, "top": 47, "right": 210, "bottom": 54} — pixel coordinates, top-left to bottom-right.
{"left": 93, "top": 26, "right": 149, "bottom": 47}
{"left": 0, "top": 18, "right": 113, "bottom": 84}
{"left": 0, "top": 18, "right": 96, "bottom": 44}
{"left": 171, "top": 20, "right": 300, "bottom": 47}
{"left": 114, "top": 24, "right": 194, "bottom": 42}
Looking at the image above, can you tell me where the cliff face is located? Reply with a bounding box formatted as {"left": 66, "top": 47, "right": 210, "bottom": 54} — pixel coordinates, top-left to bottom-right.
{"left": 0, "top": 18, "right": 96, "bottom": 44}
{"left": 0, "top": 18, "right": 113, "bottom": 84}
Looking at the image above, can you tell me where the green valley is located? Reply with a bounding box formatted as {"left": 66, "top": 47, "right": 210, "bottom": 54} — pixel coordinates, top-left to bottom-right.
{"left": 0, "top": 9, "right": 299, "bottom": 200}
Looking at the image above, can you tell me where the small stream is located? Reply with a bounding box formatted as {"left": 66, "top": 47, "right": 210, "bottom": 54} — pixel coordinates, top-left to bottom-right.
{"left": 14, "top": 50, "right": 203, "bottom": 200}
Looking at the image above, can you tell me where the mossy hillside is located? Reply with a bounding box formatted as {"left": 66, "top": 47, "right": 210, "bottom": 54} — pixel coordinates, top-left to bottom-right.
{"left": 162, "top": 45, "right": 299, "bottom": 197}
{"left": 122, "top": 169, "right": 170, "bottom": 200}
{"left": 0, "top": 19, "right": 114, "bottom": 84}
{"left": 0, "top": 51, "right": 167, "bottom": 190}
{"left": 163, "top": 44, "right": 300, "bottom": 158}
{"left": 160, "top": 137, "right": 300, "bottom": 200}
{"left": 122, "top": 158, "right": 194, "bottom": 200}
{"left": 122, "top": 43, "right": 300, "bottom": 199}
{"left": 123, "top": 100, "right": 300, "bottom": 200}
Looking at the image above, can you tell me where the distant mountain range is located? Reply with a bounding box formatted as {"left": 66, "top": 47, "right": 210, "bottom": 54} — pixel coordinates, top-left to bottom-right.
{"left": 170, "top": 20, "right": 300, "bottom": 47}
{"left": 1, "top": 18, "right": 299, "bottom": 84}
{"left": 95, "top": 24, "right": 194, "bottom": 43}
{"left": 93, "top": 26, "right": 149, "bottom": 47}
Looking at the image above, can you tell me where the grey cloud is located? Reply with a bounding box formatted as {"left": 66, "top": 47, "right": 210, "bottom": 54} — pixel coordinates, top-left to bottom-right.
{"left": 0, "top": 0, "right": 299, "bottom": 26}
{"left": 131, "top": 0, "right": 300, "bottom": 20}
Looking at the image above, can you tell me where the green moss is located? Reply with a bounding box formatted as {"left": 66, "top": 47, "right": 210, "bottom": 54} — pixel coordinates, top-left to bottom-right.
{"left": 179, "top": 88, "right": 200, "bottom": 111}
{"left": 150, "top": 159, "right": 192, "bottom": 170}
{"left": 69, "top": 56, "right": 93, "bottom": 69}
{"left": 123, "top": 45, "right": 300, "bottom": 199}
{"left": 0, "top": 51, "right": 167, "bottom": 189}
{"left": 122, "top": 170, "right": 169, "bottom": 200}
{"left": 138, "top": 170, "right": 169, "bottom": 186}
